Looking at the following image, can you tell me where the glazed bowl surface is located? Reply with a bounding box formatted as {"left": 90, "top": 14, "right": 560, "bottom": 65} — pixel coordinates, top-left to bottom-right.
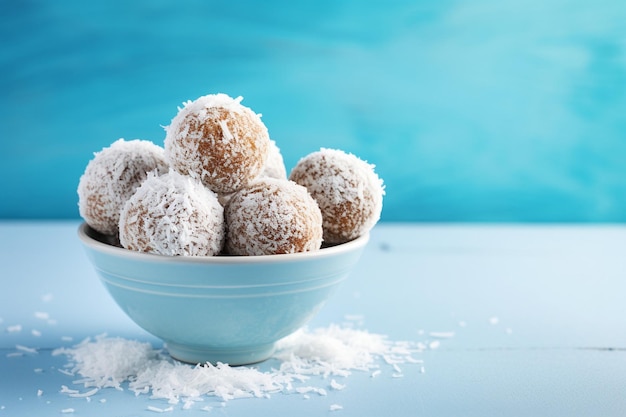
{"left": 78, "top": 223, "right": 369, "bottom": 365}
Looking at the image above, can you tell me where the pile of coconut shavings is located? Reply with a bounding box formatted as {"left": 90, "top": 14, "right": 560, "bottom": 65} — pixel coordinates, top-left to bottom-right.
{"left": 53, "top": 325, "right": 425, "bottom": 410}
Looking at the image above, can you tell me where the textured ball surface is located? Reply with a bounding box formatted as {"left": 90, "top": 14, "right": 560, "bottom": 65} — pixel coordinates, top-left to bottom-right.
{"left": 289, "top": 148, "right": 384, "bottom": 244}
{"left": 261, "top": 139, "right": 287, "bottom": 180}
{"left": 77, "top": 139, "right": 168, "bottom": 236}
{"left": 164, "top": 94, "right": 270, "bottom": 194}
{"left": 225, "top": 178, "right": 323, "bottom": 256}
{"left": 216, "top": 139, "right": 287, "bottom": 208}
{"left": 119, "top": 171, "right": 225, "bottom": 256}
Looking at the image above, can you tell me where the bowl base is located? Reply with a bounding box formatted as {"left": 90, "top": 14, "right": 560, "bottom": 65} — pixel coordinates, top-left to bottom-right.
{"left": 166, "top": 341, "right": 276, "bottom": 366}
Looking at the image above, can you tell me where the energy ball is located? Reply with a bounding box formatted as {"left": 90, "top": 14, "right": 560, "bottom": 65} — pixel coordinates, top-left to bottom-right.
{"left": 119, "top": 171, "right": 225, "bottom": 256}
{"left": 289, "top": 148, "right": 384, "bottom": 244}
{"left": 225, "top": 178, "right": 323, "bottom": 256}
{"left": 216, "top": 139, "right": 287, "bottom": 207}
{"left": 261, "top": 139, "right": 287, "bottom": 180}
{"left": 77, "top": 139, "right": 168, "bottom": 236}
{"left": 164, "top": 93, "right": 270, "bottom": 194}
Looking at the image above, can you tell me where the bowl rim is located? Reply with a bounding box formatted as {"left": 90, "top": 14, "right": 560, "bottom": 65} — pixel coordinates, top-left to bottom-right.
{"left": 78, "top": 222, "right": 370, "bottom": 265}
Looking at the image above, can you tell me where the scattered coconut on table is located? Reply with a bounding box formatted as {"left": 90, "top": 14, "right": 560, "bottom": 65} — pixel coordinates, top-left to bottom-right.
{"left": 54, "top": 324, "right": 430, "bottom": 410}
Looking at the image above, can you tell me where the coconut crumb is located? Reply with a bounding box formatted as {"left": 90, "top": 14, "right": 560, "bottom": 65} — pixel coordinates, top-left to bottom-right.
{"left": 34, "top": 311, "right": 50, "bottom": 320}
{"left": 7, "top": 324, "right": 22, "bottom": 333}
{"left": 147, "top": 405, "right": 174, "bottom": 413}
{"left": 330, "top": 379, "right": 346, "bottom": 390}
{"left": 428, "top": 340, "right": 441, "bottom": 350}
{"left": 428, "top": 331, "right": 455, "bottom": 339}
{"left": 16, "top": 345, "right": 38, "bottom": 354}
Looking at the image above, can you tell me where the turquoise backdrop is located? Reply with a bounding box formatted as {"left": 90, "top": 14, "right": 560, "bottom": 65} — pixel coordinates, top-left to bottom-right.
{"left": 1, "top": 0, "right": 625, "bottom": 222}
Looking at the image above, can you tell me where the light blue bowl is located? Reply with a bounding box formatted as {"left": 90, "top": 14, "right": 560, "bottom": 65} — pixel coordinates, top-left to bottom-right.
{"left": 78, "top": 223, "right": 369, "bottom": 365}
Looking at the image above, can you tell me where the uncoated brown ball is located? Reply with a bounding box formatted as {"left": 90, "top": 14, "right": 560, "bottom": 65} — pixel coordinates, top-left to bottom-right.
{"left": 289, "top": 148, "right": 384, "bottom": 244}
{"left": 164, "top": 93, "right": 270, "bottom": 194}
{"left": 225, "top": 178, "right": 323, "bottom": 256}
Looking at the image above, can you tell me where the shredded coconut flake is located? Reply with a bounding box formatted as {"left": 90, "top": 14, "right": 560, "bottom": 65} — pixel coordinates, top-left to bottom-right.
{"left": 330, "top": 379, "right": 346, "bottom": 390}
{"left": 147, "top": 405, "right": 174, "bottom": 413}
{"left": 428, "top": 331, "right": 455, "bottom": 339}
{"left": 428, "top": 340, "right": 441, "bottom": 350}
{"left": 16, "top": 344, "right": 38, "bottom": 354}
{"left": 7, "top": 324, "right": 22, "bottom": 333}
{"left": 68, "top": 388, "right": 99, "bottom": 398}
{"left": 34, "top": 311, "right": 50, "bottom": 320}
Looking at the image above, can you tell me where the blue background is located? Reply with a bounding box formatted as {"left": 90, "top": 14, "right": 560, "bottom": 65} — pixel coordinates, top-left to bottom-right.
{"left": 1, "top": 0, "right": 625, "bottom": 222}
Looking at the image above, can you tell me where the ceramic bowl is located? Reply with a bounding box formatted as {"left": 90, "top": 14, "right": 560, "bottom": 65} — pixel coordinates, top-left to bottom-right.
{"left": 77, "top": 223, "right": 369, "bottom": 365}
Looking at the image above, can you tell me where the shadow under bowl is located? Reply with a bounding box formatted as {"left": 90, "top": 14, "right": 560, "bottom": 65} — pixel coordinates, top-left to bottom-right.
{"left": 77, "top": 223, "right": 369, "bottom": 365}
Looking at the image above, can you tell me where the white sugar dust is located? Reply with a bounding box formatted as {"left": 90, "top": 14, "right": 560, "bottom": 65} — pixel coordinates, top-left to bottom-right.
{"left": 53, "top": 324, "right": 428, "bottom": 409}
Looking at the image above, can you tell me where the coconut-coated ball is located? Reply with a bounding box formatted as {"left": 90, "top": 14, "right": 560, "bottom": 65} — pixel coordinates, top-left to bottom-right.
{"left": 119, "top": 171, "right": 225, "bottom": 256}
{"left": 289, "top": 148, "right": 384, "bottom": 244}
{"left": 216, "top": 139, "right": 287, "bottom": 208}
{"left": 164, "top": 93, "right": 270, "bottom": 194}
{"left": 261, "top": 139, "right": 287, "bottom": 180}
{"left": 225, "top": 178, "right": 323, "bottom": 256}
{"left": 77, "top": 139, "right": 168, "bottom": 236}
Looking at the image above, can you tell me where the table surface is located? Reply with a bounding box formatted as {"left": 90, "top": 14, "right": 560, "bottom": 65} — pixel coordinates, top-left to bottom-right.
{"left": 1, "top": 221, "right": 625, "bottom": 416}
